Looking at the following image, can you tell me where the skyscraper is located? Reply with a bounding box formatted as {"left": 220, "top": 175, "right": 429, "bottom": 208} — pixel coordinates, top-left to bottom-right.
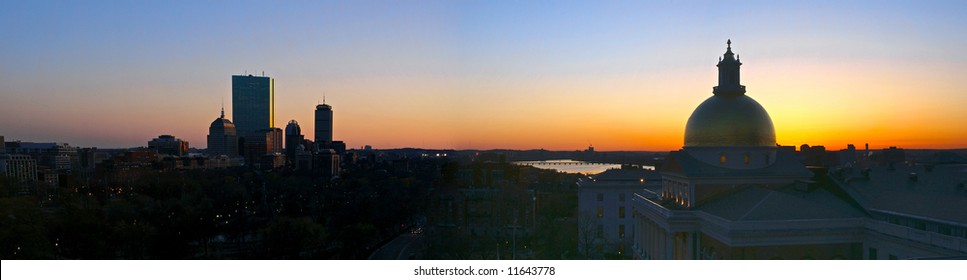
{"left": 207, "top": 107, "right": 238, "bottom": 157}
{"left": 315, "top": 103, "right": 333, "bottom": 144}
{"left": 232, "top": 74, "right": 275, "bottom": 138}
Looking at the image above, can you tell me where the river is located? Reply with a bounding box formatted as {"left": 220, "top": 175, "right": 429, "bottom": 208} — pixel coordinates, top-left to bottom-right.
{"left": 513, "top": 159, "right": 653, "bottom": 175}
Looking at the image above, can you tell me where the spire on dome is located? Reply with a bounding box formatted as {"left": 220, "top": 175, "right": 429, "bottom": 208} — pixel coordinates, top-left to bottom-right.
{"left": 713, "top": 39, "right": 746, "bottom": 96}
{"left": 722, "top": 39, "right": 736, "bottom": 60}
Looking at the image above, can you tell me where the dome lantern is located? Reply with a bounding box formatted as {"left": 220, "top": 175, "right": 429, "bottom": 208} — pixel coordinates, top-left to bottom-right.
{"left": 714, "top": 39, "right": 746, "bottom": 96}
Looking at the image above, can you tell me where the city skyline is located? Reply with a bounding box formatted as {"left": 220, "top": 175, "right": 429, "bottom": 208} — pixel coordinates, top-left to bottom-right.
{"left": 2, "top": 1, "right": 966, "bottom": 151}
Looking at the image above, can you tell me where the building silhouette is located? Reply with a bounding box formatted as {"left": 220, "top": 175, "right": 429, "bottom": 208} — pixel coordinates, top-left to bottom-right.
{"left": 148, "top": 135, "right": 189, "bottom": 157}
{"left": 633, "top": 41, "right": 820, "bottom": 259}
{"left": 315, "top": 102, "right": 333, "bottom": 145}
{"left": 207, "top": 107, "right": 239, "bottom": 157}
{"left": 634, "top": 40, "right": 844, "bottom": 259}
{"left": 285, "top": 120, "right": 312, "bottom": 170}
{"left": 242, "top": 128, "right": 283, "bottom": 169}
{"left": 5, "top": 142, "right": 79, "bottom": 171}
{"left": 630, "top": 41, "right": 967, "bottom": 260}
{"left": 314, "top": 101, "right": 346, "bottom": 154}
{"left": 232, "top": 74, "right": 275, "bottom": 138}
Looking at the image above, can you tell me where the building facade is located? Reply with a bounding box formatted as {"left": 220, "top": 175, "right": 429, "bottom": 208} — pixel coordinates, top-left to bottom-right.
{"left": 232, "top": 74, "right": 275, "bottom": 138}
{"left": 577, "top": 166, "right": 661, "bottom": 259}
{"left": 0, "top": 154, "right": 38, "bottom": 184}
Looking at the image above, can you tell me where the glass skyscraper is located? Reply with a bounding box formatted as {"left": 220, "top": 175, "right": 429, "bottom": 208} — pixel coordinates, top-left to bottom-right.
{"left": 232, "top": 74, "right": 275, "bottom": 138}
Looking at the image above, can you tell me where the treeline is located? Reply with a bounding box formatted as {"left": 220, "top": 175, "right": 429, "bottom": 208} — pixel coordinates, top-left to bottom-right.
{"left": 0, "top": 159, "right": 436, "bottom": 259}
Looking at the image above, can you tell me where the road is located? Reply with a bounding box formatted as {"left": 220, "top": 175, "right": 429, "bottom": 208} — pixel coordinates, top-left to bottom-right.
{"left": 368, "top": 227, "right": 426, "bottom": 260}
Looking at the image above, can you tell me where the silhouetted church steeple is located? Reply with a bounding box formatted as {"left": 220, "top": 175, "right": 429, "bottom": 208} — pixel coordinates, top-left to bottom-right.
{"left": 714, "top": 39, "right": 746, "bottom": 96}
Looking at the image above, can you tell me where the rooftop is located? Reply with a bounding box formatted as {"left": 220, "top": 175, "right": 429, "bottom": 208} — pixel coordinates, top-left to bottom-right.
{"left": 662, "top": 149, "right": 812, "bottom": 178}
{"left": 836, "top": 163, "right": 967, "bottom": 225}
{"left": 697, "top": 186, "right": 867, "bottom": 221}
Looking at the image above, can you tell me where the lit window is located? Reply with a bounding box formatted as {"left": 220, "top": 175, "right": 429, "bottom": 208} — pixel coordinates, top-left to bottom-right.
{"left": 597, "top": 206, "right": 603, "bottom": 218}
{"left": 744, "top": 153, "right": 750, "bottom": 165}
{"left": 619, "top": 207, "right": 626, "bottom": 218}
{"left": 720, "top": 154, "right": 727, "bottom": 164}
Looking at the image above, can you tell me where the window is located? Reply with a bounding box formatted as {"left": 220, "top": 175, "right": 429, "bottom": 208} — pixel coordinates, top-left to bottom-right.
{"left": 618, "top": 207, "right": 626, "bottom": 218}
{"left": 743, "top": 153, "right": 750, "bottom": 165}
{"left": 618, "top": 193, "right": 625, "bottom": 202}
{"left": 596, "top": 224, "right": 604, "bottom": 238}
{"left": 719, "top": 153, "right": 727, "bottom": 164}
{"left": 597, "top": 206, "right": 603, "bottom": 218}
{"left": 913, "top": 221, "right": 926, "bottom": 231}
{"left": 618, "top": 224, "right": 626, "bottom": 238}
{"left": 939, "top": 226, "right": 952, "bottom": 236}
{"left": 868, "top": 248, "right": 878, "bottom": 260}
{"left": 596, "top": 193, "right": 603, "bottom": 202}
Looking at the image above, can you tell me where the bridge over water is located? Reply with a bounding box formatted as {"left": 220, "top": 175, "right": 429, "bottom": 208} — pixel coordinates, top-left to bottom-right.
{"left": 514, "top": 160, "right": 617, "bottom": 166}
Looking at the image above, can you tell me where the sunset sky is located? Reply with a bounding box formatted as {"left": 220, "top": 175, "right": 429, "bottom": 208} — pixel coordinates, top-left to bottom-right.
{"left": 2, "top": 1, "right": 965, "bottom": 151}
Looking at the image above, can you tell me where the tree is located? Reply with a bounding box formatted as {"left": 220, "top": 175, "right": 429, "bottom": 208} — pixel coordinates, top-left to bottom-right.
{"left": 259, "top": 216, "right": 327, "bottom": 259}
{"left": 577, "top": 212, "right": 601, "bottom": 259}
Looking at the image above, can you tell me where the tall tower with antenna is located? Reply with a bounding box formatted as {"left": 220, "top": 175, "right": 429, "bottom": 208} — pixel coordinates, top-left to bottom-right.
{"left": 315, "top": 98, "right": 333, "bottom": 145}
